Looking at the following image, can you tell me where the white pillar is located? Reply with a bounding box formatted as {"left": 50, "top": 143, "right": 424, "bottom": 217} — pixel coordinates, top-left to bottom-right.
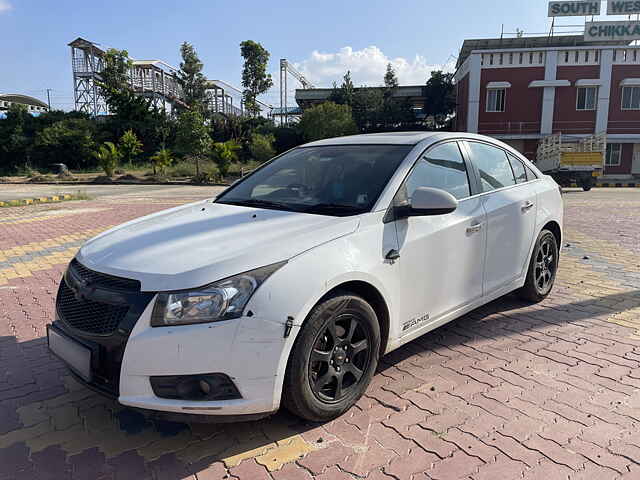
{"left": 596, "top": 49, "right": 613, "bottom": 134}
{"left": 540, "top": 51, "right": 558, "bottom": 135}
{"left": 466, "top": 53, "right": 481, "bottom": 133}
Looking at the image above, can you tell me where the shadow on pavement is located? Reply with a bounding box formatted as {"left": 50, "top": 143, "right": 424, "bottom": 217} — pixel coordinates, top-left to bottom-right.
{"left": 1, "top": 289, "right": 639, "bottom": 478}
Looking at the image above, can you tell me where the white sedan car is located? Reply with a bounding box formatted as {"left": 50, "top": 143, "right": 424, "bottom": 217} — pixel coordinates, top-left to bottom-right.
{"left": 48, "top": 132, "right": 563, "bottom": 422}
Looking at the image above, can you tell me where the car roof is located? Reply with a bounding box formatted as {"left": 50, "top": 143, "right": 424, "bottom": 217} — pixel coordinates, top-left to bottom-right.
{"left": 302, "top": 131, "right": 507, "bottom": 147}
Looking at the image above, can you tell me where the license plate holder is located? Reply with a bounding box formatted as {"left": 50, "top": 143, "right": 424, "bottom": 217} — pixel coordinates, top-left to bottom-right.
{"left": 47, "top": 325, "right": 92, "bottom": 382}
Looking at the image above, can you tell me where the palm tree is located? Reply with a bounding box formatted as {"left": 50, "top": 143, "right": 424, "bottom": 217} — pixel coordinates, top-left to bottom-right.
{"left": 93, "top": 142, "right": 121, "bottom": 177}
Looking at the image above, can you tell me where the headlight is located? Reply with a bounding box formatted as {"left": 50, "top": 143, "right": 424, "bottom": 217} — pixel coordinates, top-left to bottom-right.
{"left": 151, "top": 262, "right": 286, "bottom": 327}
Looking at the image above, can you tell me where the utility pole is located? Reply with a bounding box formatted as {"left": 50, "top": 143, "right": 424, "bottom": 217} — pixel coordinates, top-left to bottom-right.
{"left": 46, "top": 89, "right": 52, "bottom": 110}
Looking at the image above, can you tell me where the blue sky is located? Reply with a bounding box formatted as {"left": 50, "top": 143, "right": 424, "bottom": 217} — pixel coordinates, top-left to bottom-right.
{"left": 0, "top": 0, "right": 614, "bottom": 110}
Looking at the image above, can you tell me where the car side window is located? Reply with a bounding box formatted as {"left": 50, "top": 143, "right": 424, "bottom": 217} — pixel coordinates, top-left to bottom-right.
{"left": 401, "top": 142, "right": 471, "bottom": 202}
{"left": 507, "top": 154, "right": 527, "bottom": 184}
{"left": 468, "top": 142, "right": 516, "bottom": 192}
{"left": 524, "top": 164, "right": 538, "bottom": 181}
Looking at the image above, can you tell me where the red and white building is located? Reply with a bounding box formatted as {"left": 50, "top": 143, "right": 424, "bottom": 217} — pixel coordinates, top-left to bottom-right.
{"left": 454, "top": 35, "right": 640, "bottom": 178}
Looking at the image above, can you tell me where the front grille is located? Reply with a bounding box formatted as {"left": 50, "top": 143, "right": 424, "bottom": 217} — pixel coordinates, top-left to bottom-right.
{"left": 69, "top": 259, "right": 141, "bottom": 291}
{"left": 57, "top": 280, "right": 129, "bottom": 335}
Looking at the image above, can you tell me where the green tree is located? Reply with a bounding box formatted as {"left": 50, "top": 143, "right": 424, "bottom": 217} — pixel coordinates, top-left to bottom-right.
{"left": 328, "top": 71, "right": 355, "bottom": 106}
{"left": 384, "top": 63, "right": 399, "bottom": 89}
{"left": 150, "top": 148, "right": 173, "bottom": 175}
{"left": 0, "top": 104, "right": 31, "bottom": 172}
{"left": 298, "top": 102, "right": 357, "bottom": 142}
{"left": 179, "top": 42, "right": 208, "bottom": 111}
{"left": 34, "top": 119, "right": 95, "bottom": 169}
{"left": 248, "top": 133, "right": 275, "bottom": 163}
{"left": 211, "top": 140, "right": 240, "bottom": 177}
{"left": 424, "top": 71, "right": 456, "bottom": 130}
{"left": 99, "top": 48, "right": 165, "bottom": 150}
{"left": 118, "top": 129, "right": 143, "bottom": 166}
{"left": 93, "top": 141, "right": 121, "bottom": 177}
{"left": 175, "top": 110, "right": 212, "bottom": 176}
{"left": 352, "top": 88, "right": 384, "bottom": 132}
{"left": 240, "top": 40, "right": 273, "bottom": 116}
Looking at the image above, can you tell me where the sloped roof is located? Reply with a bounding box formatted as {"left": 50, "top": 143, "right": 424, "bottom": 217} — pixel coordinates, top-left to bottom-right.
{"left": 0, "top": 94, "right": 48, "bottom": 109}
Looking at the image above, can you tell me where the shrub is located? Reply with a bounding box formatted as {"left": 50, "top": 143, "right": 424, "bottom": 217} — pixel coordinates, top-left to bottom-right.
{"left": 118, "top": 129, "right": 143, "bottom": 166}
{"left": 211, "top": 140, "right": 240, "bottom": 178}
{"left": 150, "top": 148, "right": 173, "bottom": 176}
{"left": 93, "top": 142, "right": 121, "bottom": 177}
{"left": 298, "top": 102, "right": 357, "bottom": 142}
{"left": 248, "top": 133, "right": 275, "bottom": 163}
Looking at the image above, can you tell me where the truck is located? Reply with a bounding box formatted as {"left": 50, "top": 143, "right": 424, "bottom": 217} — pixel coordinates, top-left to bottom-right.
{"left": 535, "top": 133, "right": 605, "bottom": 191}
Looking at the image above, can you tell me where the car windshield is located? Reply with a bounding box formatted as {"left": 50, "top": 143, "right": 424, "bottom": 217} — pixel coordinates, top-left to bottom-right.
{"left": 215, "top": 144, "right": 412, "bottom": 216}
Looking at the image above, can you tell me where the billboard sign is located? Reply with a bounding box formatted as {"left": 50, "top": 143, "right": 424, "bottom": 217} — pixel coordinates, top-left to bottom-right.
{"left": 585, "top": 20, "right": 640, "bottom": 40}
{"left": 607, "top": 1, "right": 640, "bottom": 15}
{"left": 548, "top": 1, "right": 601, "bottom": 16}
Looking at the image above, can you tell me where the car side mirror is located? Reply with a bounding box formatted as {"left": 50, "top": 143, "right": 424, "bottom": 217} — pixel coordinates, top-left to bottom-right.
{"left": 397, "top": 187, "right": 458, "bottom": 218}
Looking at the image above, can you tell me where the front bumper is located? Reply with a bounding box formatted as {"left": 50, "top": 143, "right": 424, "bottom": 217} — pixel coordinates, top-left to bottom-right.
{"left": 117, "top": 301, "right": 290, "bottom": 416}
{"left": 52, "top": 262, "right": 296, "bottom": 418}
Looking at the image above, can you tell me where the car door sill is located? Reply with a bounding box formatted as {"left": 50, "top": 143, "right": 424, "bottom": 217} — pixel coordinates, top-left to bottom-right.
{"left": 387, "top": 277, "right": 524, "bottom": 353}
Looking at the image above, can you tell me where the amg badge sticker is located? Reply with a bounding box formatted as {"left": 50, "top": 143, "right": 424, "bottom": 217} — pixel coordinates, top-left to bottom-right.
{"left": 402, "top": 313, "right": 430, "bottom": 332}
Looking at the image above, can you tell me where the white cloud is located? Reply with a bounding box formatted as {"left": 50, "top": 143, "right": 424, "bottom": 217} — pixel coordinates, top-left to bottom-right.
{"left": 294, "top": 45, "right": 454, "bottom": 88}
{"left": 0, "top": 0, "right": 12, "bottom": 14}
{"left": 259, "top": 45, "right": 455, "bottom": 108}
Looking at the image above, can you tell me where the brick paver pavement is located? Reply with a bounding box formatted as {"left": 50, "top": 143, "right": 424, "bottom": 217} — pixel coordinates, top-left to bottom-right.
{"left": 1, "top": 187, "right": 639, "bottom": 480}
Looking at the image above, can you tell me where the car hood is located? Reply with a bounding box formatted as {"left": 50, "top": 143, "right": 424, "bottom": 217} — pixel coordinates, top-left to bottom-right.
{"left": 76, "top": 200, "right": 359, "bottom": 291}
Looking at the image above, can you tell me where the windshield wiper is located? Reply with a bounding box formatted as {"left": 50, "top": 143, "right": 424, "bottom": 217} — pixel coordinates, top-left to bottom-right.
{"left": 302, "top": 203, "right": 364, "bottom": 216}
{"left": 218, "top": 198, "right": 296, "bottom": 211}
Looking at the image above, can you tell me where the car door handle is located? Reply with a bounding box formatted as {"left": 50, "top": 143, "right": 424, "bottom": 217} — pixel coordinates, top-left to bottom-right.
{"left": 466, "top": 222, "right": 484, "bottom": 234}
{"left": 521, "top": 201, "right": 534, "bottom": 212}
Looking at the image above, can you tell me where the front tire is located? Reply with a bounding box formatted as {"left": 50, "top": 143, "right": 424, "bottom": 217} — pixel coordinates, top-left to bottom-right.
{"left": 518, "top": 229, "right": 559, "bottom": 302}
{"left": 283, "top": 292, "right": 380, "bottom": 422}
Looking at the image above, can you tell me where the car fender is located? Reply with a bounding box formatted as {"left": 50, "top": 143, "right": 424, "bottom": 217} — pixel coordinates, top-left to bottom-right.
{"left": 246, "top": 221, "right": 396, "bottom": 410}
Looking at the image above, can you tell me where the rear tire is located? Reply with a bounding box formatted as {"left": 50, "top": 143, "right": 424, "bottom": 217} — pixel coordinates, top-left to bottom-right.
{"left": 518, "top": 229, "right": 559, "bottom": 303}
{"left": 283, "top": 292, "right": 380, "bottom": 422}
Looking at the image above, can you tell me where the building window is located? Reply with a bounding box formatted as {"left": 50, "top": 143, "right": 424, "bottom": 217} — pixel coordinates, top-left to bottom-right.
{"left": 576, "top": 87, "right": 597, "bottom": 111}
{"left": 486, "top": 88, "right": 506, "bottom": 112}
{"left": 622, "top": 86, "right": 640, "bottom": 110}
{"left": 519, "top": 52, "right": 524, "bottom": 64}
{"left": 585, "top": 51, "right": 590, "bottom": 62}
{"left": 595, "top": 50, "right": 599, "bottom": 62}
{"left": 606, "top": 143, "right": 622, "bottom": 167}
{"left": 564, "top": 51, "right": 569, "bottom": 63}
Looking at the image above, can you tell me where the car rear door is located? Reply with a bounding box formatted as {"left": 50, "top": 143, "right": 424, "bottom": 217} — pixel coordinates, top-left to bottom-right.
{"left": 463, "top": 141, "right": 537, "bottom": 295}
{"left": 392, "top": 141, "right": 486, "bottom": 337}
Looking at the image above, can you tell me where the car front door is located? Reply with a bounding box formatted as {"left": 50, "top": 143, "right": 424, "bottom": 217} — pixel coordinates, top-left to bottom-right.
{"left": 392, "top": 141, "right": 486, "bottom": 337}
{"left": 464, "top": 141, "right": 537, "bottom": 295}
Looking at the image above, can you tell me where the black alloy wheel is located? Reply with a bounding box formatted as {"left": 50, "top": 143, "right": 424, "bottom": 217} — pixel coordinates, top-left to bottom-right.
{"left": 534, "top": 234, "right": 557, "bottom": 295}
{"left": 518, "top": 229, "right": 559, "bottom": 302}
{"left": 283, "top": 292, "right": 380, "bottom": 422}
{"left": 308, "top": 312, "right": 372, "bottom": 403}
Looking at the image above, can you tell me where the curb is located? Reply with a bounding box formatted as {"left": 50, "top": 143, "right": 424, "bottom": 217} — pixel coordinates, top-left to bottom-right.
{"left": 0, "top": 194, "right": 74, "bottom": 208}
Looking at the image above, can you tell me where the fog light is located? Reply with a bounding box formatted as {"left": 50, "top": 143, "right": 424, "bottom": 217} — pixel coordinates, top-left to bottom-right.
{"left": 150, "top": 373, "right": 241, "bottom": 401}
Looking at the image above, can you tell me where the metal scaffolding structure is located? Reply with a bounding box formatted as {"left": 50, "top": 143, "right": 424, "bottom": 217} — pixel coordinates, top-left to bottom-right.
{"left": 69, "top": 38, "right": 108, "bottom": 116}
{"left": 278, "top": 59, "right": 314, "bottom": 125}
{"left": 130, "top": 60, "right": 184, "bottom": 111}
{"left": 205, "top": 79, "right": 244, "bottom": 116}
{"left": 69, "top": 37, "right": 185, "bottom": 116}
{"left": 69, "top": 37, "right": 272, "bottom": 118}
